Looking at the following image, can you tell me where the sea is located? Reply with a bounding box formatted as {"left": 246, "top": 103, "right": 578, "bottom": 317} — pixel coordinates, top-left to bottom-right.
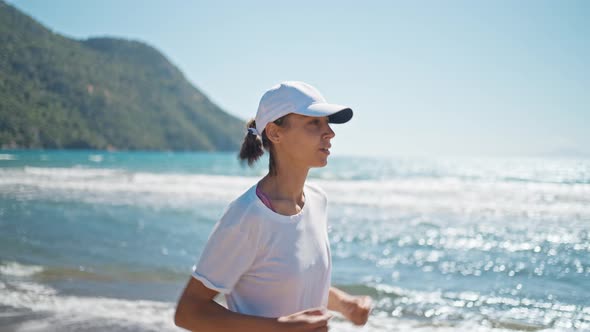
{"left": 0, "top": 150, "right": 588, "bottom": 331}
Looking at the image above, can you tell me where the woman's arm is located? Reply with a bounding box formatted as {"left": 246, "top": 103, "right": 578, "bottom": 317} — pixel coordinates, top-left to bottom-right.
{"left": 327, "top": 286, "right": 372, "bottom": 326}
{"left": 175, "top": 277, "right": 332, "bottom": 331}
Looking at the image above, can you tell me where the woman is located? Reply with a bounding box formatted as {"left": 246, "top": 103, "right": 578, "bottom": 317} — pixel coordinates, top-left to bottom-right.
{"left": 175, "top": 81, "right": 372, "bottom": 331}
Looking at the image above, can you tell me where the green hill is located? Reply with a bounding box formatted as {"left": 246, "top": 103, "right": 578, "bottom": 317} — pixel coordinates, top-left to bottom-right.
{"left": 0, "top": 1, "right": 245, "bottom": 151}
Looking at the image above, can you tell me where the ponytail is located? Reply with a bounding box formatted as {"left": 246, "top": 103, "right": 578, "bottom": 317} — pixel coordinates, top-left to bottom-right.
{"left": 238, "top": 115, "right": 288, "bottom": 176}
{"left": 238, "top": 119, "right": 264, "bottom": 166}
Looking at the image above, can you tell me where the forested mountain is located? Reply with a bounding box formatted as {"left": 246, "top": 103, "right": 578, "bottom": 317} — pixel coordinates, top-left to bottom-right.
{"left": 0, "top": 1, "right": 245, "bottom": 151}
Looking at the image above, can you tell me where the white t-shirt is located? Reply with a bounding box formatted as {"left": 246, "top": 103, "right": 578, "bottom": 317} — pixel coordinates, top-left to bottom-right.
{"left": 192, "top": 182, "right": 332, "bottom": 318}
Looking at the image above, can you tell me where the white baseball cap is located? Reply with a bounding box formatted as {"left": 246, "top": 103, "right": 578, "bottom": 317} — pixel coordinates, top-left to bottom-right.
{"left": 250, "top": 81, "right": 353, "bottom": 136}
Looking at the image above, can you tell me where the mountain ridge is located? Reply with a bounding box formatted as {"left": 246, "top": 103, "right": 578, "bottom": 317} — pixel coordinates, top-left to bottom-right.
{"left": 0, "top": 0, "right": 245, "bottom": 151}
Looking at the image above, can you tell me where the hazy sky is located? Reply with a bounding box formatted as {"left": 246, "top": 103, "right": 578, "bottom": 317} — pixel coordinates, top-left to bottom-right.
{"left": 8, "top": 0, "right": 590, "bottom": 157}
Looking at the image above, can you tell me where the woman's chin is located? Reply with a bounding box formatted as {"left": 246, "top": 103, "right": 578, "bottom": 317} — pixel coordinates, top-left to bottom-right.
{"left": 312, "top": 158, "right": 329, "bottom": 168}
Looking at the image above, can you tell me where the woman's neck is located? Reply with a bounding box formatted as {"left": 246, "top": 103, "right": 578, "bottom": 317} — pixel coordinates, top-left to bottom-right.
{"left": 259, "top": 164, "right": 309, "bottom": 204}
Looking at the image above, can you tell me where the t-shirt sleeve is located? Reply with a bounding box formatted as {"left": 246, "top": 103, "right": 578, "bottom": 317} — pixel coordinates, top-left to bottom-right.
{"left": 191, "top": 205, "right": 258, "bottom": 294}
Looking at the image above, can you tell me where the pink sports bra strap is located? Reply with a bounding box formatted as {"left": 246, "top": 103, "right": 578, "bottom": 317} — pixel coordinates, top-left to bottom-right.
{"left": 256, "top": 184, "right": 275, "bottom": 212}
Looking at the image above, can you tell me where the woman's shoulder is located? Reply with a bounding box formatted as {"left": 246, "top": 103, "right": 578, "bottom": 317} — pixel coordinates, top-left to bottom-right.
{"left": 229, "top": 183, "right": 258, "bottom": 209}
{"left": 216, "top": 184, "right": 261, "bottom": 230}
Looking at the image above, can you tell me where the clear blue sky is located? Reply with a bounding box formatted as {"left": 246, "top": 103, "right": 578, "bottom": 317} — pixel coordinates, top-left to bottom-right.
{"left": 8, "top": 0, "right": 590, "bottom": 157}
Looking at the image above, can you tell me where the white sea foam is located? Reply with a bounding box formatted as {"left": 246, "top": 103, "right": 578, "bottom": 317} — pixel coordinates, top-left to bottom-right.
{"left": 1, "top": 279, "right": 576, "bottom": 332}
{"left": 0, "top": 262, "right": 44, "bottom": 277}
{"left": 1, "top": 167, "right": 589, "bottom": 221}
{"left": 317, "top": 177, "right": 590, "bottom": 219}
{"left": 0, "top": 280, "right": 180, "bottom": 331}
{"left": 88, "top": 154, "right": 103, "bottom": 163}
{"left": 1, "top": 263, "right": 587, "bottom": 331}
{"left": 0, "top": 168, "right": 255, "bottom": 208}
{"left": 22, "top": 166, "right": 123, "bottom": 179}
{"left": 0, "top": 154, "right": 16, "bottom": 160}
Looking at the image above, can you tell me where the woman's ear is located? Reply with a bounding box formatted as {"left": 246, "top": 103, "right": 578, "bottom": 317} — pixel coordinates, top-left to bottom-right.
{"left": 265, "top": 122, "right": 282, "bottom": 144}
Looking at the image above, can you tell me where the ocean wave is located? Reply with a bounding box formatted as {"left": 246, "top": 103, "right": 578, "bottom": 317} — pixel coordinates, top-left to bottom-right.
{"left": 354, "top": 283, "right": 590, "bottom": 331}
{"left": 2, "top": 278, "right": 585, "bottom": 332}
{"left": 0, "top": 261, "right": 189, "bottom": 284}
{"left": 0, "top": 154, "right": 17, "bottom": 160}
{"left": 0, "top": 262, "right": 44, "bottom": 277}
{"left": 0, "top": 168, "right": 255, "bottom": 208}
{"left": 0, "top": 279, "right": 179, "bottom": 331}
{"left": 1, "top": 168, "right": 589, "bottom": 219}
{"left": 1, "top": 261, "right": 588, "bottom": 331}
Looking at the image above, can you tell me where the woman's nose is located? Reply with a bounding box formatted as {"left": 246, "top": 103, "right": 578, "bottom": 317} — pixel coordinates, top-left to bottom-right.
{"left": 324, "top": 124, "right": 335, "bottom": 139}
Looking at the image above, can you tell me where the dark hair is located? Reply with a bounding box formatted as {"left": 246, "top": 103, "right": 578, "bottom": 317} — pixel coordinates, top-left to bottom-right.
{"left": 238, "top": 115, "right": 288, "bottom": 176}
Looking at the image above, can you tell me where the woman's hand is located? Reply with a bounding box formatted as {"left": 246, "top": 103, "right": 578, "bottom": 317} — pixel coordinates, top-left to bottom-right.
{"left": 328, "top": 287, "right": 372, "bottom": 326}
{"left": 338, "top": 295, "right": 372, "bottom": 326}
{"left": 277, "top": 308, "right": 333, "bottom": 331}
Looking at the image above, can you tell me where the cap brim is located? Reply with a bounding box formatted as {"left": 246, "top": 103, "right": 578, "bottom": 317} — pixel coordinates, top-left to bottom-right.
{"left": 299, "top": 103, "right": 353, "bottom": 124}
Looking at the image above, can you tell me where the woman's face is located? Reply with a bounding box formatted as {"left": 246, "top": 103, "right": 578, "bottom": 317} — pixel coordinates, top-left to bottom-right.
{"left": 272, "top": 113, "right": 336, "bottom": 168}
